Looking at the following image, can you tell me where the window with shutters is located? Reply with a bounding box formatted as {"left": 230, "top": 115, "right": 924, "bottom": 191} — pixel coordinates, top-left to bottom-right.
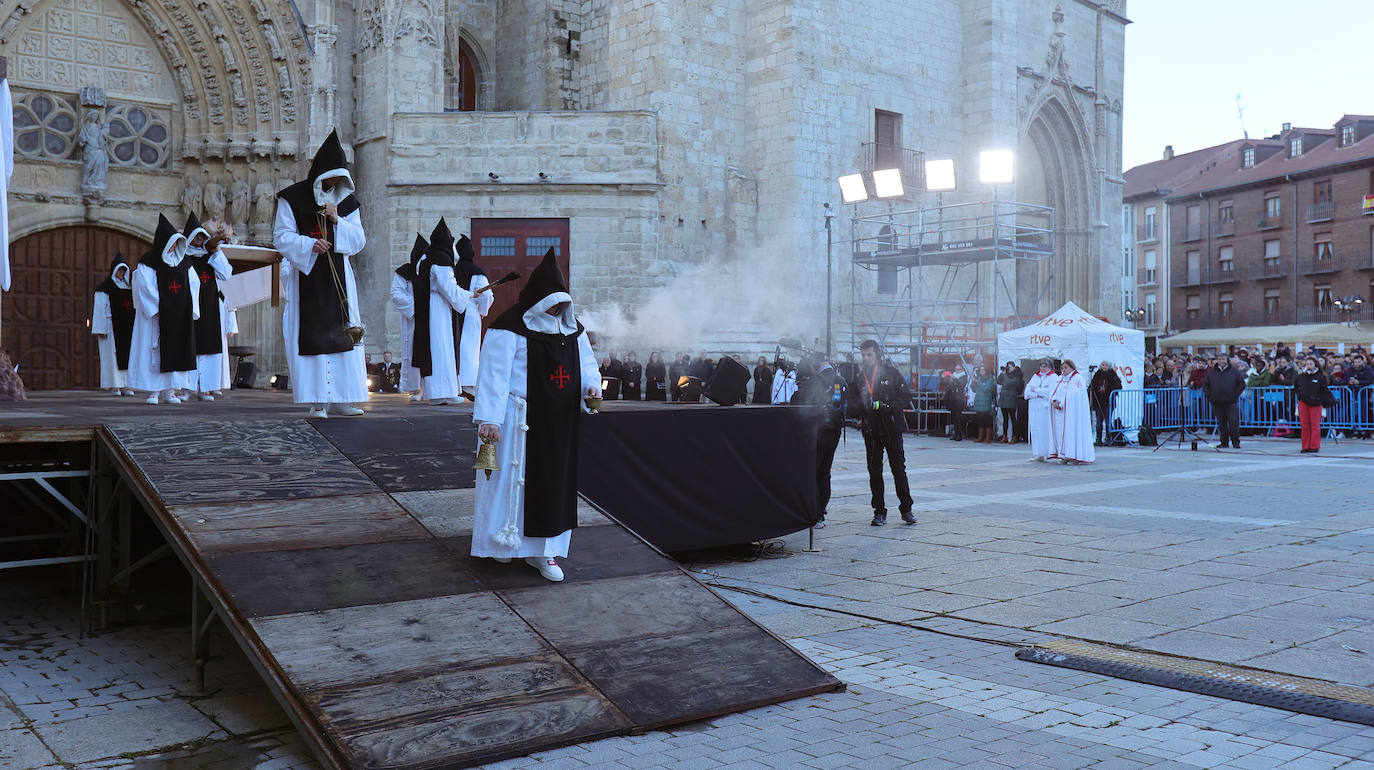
{"left": 874, "top": 110, "right": 902, "bottom": 170}
{"left": 1264, "top": 288, "right": 1280, "bottom": 316}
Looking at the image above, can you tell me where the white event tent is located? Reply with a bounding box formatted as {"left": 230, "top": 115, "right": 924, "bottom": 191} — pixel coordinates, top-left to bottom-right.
{"left": 997, "top": 301, "right": 1146, "bottom": 442}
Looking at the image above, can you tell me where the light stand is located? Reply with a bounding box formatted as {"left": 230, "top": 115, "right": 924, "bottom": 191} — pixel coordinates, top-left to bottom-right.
{"left": 824, "top": 202, "right": 834, "bottom": 362}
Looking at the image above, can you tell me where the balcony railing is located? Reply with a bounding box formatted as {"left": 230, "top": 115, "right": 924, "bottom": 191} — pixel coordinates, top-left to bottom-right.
{"left": 1203, "top": 265, "right": 1239, "bottom": 284}
{"left": 1248, "top": 310, "right": 1286, "bottom": 326}
{"left": 1181, "top": 224, "right": 1203, "bottom": 242}
{"left": 1215, "top": 220, "right": 1236, "bottom": 237}
{"left": 1306, "top": 201, "right": 1335, "bottom": 222}
{"left": 1297, "top": 256, "right": 1341, "bottom": 275}
{"left": 1248, "top": 260, "right": 1286, "bottom": 280}
{"left": 1297, "top": 306, "right": 1374, "bottom": 324}
{"left": 1183, "top": 312, "right": 1245, "bottom": 329}
{"left": 1136, "top": 224, "right": 1158, "bottom": 242}
{"left": 1351, "top": 254, "right": 1374, "bottom": 271}
{"left": 862, "top": 142, "right": 926, "bottom": 196}
{"left": 1258, "top": 213, "right": 1283, "bottom": 230}
{"left": 1178, "top": 270, "right": 1205, "bottom": 287}
{"left": 1137, "top": 268, "right": 1158, "bottom": 286}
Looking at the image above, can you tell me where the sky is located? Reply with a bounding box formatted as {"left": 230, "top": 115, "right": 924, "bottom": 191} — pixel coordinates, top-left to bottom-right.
{"left": 1121, "top": 0, "right": 1371, "bottom": 172}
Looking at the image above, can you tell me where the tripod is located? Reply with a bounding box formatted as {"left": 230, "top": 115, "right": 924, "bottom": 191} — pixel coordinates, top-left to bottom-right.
{"left": 1152, "top": 387, "right": 1212, "bottom": 452}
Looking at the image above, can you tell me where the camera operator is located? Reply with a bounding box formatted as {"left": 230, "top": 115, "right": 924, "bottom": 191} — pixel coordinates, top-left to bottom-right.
{"left": 848, "top": 339, "right": 914, "bottom": 526}
{"left": 796, "top": 355, "right": 847, "bottom": 529}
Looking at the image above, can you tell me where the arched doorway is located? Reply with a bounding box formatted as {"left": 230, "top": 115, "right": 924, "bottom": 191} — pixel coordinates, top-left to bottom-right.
{"left": 1017, "top": 96, "right": 1096, "bottom": 316}
{"left": 2, "top": 226, "right": 149, "bottom": 390}
{"left": 444, "top": 35, "right": 485, "bottom": 112}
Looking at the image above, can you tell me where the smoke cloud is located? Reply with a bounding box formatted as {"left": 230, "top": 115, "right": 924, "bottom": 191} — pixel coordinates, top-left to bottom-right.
{"left": 578, "top": 237, "right": 825, "bottom": 359}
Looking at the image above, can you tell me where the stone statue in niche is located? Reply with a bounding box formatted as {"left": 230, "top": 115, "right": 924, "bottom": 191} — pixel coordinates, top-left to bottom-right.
{"left": 253, "top": 178, "right": 277, "bottom": 244}
{"left": 229, "top": 176, "right": 251, "bottom": 232}
{"left": 204, "top": 177, "right": 227, "bottom": 223}
{"left": 79, "top": 109, "right": 109, "bottom": 195}
{"left": 184, "top": 174, "right": 204, "bottom": 218}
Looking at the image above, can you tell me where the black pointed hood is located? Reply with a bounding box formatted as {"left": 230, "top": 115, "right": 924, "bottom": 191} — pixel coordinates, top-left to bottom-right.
{"left": 307, "top": 129, "right": 349, "bottom": 184}
{"left": 491, "top": 247, "right": 580, "bottom": 338}
{"left": 425, "top": 218, "right": 456, "bottom": 269}
{"left": 182, "top": 212, "right": 210, "bottom": 253}
{"left": 395, "top": 233, "right": 428, "bottom": 281}
{"left": 277, "top": 128, "right": 360, "bottom": 231}
{"left": 96, "top": 252, "right": 131, "bottom": 295}
{"left": 518, "top": 247, "right": 568, "bottom": 307}
{"left": 453, "top": 232, "right": 485, "bottom": 289}
{"left": 143, "top": 214, "right": 186, "bottom": 268}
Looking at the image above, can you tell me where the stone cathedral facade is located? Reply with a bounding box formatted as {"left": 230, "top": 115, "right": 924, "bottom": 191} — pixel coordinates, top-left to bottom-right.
{"left": 0, "top": 0, "right": 1125, "bottom": 388}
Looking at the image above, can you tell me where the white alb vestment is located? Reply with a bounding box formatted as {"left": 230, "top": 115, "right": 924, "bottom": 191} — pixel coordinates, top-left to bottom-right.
{"left": 1050, "top": 370, "right": 1095, "bottom": 463}
{"left": 127, "top": 238, "right": 200, "bottom": 393}
{"left": 91, "top": 269, "right": 130, "bottom": 390}
{"left": 390, "top": 272, "right": 420, "bottom": 393}
{"left": 471, "top": 294, "right": 599, "bottom": 559}
{"left": 0, "top": 77, "right": 12, "bottom": 292}
{"left": 418, "top": 263, "right": 472, "bottom": 402}
{"left": 458, "top": 273, "right": 494, "bottom": 389}
{"left": 189, "top": 245, "right": 233, "bottom": 393}
{"left": 771, "top": 369, "right": 798, "bottom": 404}
{"left": 1024, "top": 371, "right": 1059, "bottom": 460}
{"left": 272, "top": 175, "right": 369, "bottom": 405}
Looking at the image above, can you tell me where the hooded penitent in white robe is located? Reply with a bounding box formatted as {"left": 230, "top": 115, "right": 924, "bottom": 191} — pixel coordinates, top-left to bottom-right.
{"left": 418, "top": 261, "right": 472, "bottom": 402}
{"left": 391, "top": 271, "right": 419, "bottom": 393}
{"left": 458, "top": 272, "right": 493, "bottom": 389}
{"left": 128, "top": 226, "right": 200, "bottom": 394}
{"left": 471, "top": 290, "right": 600, "bottom": 559}
{"left": 272, "top": 171, "right": 369, "bottom": 405}
{"left": 1024, "top": 371, "right": 1059, "bottom": 460}
{"left": 1050, "top": 369, "right": 1094, "bottom": 464}
{"left": 92, "top": 262, "right": 132, "bottom": 390}
{"left": 185, "top": 237, "right": 233, "bottom": 394}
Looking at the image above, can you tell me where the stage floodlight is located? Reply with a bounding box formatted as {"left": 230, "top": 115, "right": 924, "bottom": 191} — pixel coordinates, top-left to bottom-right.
{"left": 979, "top": 149, "right": 1015, "bottom": 185}
{"left": 925, "top": 159, "right": 956, "bottom": 191}
{"left": 838, "top": 173, "right": 868, "bottom": 204}
{"left": 872, "top": 168, "right": 904, "bottom": 198}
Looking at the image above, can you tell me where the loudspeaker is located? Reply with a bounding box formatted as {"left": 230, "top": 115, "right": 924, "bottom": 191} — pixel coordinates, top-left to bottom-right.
{"left": 232, "top": 360, "right": 257, "bottom": 389}
{"left": 704, "top": 356, "right": 749, "bottom": 406}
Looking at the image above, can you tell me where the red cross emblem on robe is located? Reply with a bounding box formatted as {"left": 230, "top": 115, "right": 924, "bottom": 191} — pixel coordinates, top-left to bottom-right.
{"left": 199, "top": 270, "right": 212, "bottom": 284}
{"left": 121, "top": 298, "right": 133, "bottom": 310}
{"left": 168, "top": 280, "right": 183, "bottom": 294}
{"left": 550, "top": 365, "right": 570, "bottom": 390}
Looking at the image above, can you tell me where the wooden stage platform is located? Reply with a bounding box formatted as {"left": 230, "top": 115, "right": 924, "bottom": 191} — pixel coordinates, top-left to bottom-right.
{"left": 1, "top": 391, "right": 842, "bottom": 768}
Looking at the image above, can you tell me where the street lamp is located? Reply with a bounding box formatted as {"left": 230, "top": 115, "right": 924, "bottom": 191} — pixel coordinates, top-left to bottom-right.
{"left": 1123, "top": 307, "right": 1146, "bottom": 325}
{"left": 1333, "top": 295, "right": 1365, "bottom": 325}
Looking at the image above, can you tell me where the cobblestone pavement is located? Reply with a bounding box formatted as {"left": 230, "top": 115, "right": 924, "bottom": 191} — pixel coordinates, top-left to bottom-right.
{"left": 3, "top": 433, "right": 1374, "bottom": 768}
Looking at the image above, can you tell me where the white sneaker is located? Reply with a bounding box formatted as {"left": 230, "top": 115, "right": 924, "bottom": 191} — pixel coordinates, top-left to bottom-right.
{"left": 306, "top": 407, "right": 327, "bottom": 419}
{"left": 145, "top": 394, "right": 160, "bottom": 405}
{"left": 210, "top": 390, "right": 223, "bottom": 396}
{"left": 164, "top": 393, "right": 183, "bottom": 404}
{"left": 492, "top": 557, "right": 511, "bottom": 564}
{"left": 121, "top": 388, "right": 136, "bottom": 396}
{"left": 409, "top": 393, "right": 423, "bottom": 402}
{"left": 329, "top": 404, "right": 365, "bottom": 416}
{"left": 525, "top": 557, "right": 564, "bottom": 582}
{"left": 198, "top": 393, "right": 215, "bottom": 402}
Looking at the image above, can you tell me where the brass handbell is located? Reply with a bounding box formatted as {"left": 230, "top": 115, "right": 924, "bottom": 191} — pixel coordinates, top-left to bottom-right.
{"left": 474, "top": 437, "right": 500, "bottom": 479}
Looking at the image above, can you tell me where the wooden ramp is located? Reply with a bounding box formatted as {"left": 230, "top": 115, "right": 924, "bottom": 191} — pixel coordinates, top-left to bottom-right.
{"left": 92, "top": 415, "right": 841, "bottom": 769}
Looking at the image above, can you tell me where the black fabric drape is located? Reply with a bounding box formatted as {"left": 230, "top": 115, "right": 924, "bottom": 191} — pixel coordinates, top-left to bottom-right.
{"left": 154, "top": 260, "right": 197, "bottom": 373}
{"left": 578, "top": 405, "right": 820, "bottom": 551}
{"left": 523, "top": 331, "right": 583, "bottom": 537}
{"left": 189, "top": 254, "right": 222, "bottom": 354}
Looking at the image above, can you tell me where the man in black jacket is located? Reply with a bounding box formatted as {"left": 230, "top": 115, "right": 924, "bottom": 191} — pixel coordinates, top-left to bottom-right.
{"left": 1203, "top": 353, "right": 1247, "bottom": 449}
{"left": 1089, "top": 361, "right": 1122, "bottom": 446}
{"left": 798, "top": 358, "right": 847, "bottom": 529}
{"left": 848, "top": 339, "right": 914, "bottom": 526}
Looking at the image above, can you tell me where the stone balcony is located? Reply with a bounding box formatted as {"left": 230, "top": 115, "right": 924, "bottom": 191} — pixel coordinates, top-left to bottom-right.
{"left": 387, "top": 110, "right": 659, "bottom": 187}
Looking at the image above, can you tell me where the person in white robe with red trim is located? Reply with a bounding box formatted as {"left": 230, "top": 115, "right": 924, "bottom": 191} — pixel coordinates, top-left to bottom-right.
{"left": 128, "top": 215, "right": 200, "bottom": 404}
{"left": 1024, "top": 358, "right": 1059, "bottom": 461}
{"left": 1050, "top": 359, "right": 1094, "bottom": 465}
{"left": 471, "top": 249, "right": 601, "bottom": 582}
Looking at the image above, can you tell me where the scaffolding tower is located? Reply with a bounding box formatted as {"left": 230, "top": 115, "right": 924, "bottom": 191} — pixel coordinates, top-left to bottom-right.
{"left": 848, "top": 199, "right": 1055, "bottom": 374}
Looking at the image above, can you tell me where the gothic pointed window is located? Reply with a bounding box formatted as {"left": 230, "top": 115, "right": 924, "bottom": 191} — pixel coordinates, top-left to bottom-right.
{"left": 444, "top": 37, "right": 480, "bottom": 112}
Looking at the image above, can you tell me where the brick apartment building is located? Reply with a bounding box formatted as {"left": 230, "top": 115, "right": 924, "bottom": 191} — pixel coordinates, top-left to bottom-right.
{"left": 1123, "top": 116, "right": 1374, "bottom": 338}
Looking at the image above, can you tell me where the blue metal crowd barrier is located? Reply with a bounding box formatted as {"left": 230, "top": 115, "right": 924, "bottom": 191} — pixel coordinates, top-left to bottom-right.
{"left": 1108, "top": 385, "right": 1374, "bottom": 442}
